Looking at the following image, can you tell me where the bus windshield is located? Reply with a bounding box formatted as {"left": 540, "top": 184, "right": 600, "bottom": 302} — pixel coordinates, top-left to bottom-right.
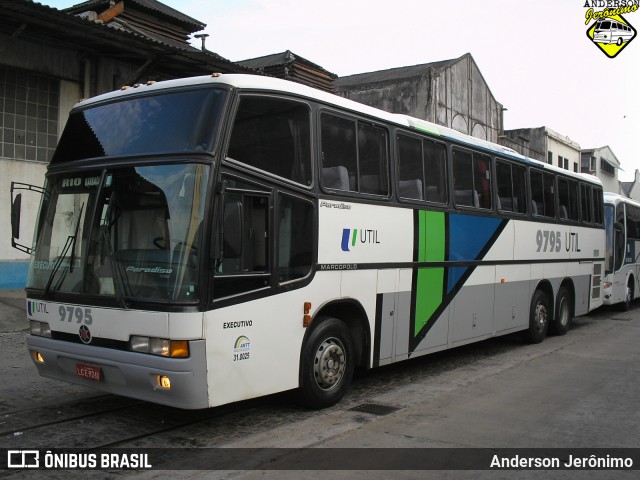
{"left": 27, "top": 163, "right": 210, "bottom": 303}
{"left": 52, "top": 88, "right": 227, "bottom": 162}
{"left": 605, "top": 204, "right": 614, "bottom": 274}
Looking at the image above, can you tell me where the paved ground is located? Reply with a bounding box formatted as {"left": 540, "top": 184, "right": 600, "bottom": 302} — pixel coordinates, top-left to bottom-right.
{"left": 0, "top": 290, "right": 27, "bottom": 333}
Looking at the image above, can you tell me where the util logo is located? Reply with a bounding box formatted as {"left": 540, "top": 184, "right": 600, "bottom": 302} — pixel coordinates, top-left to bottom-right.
{"left": 341, "top": 228, "right": 380, "bottom": 252}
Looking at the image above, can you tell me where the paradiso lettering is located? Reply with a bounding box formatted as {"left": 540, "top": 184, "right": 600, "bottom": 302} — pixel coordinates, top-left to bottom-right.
{"left": 341, "top": 228, "right": 381, "bottom": 252}
{"left": 584, "top": 0, "right": 638, "bottom": 57}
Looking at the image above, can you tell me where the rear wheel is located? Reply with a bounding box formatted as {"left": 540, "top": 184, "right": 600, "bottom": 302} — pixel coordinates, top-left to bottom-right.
{"left": 525, "top": 289, "right": 549, "bottom": 344}
{"left": 299, "top": 317, "right": 355, "bottom": 409}
{"left": 551, "top": 286, "right": 572, "bottom": 336}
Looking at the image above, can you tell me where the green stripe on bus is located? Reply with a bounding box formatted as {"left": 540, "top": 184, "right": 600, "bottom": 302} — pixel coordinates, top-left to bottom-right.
{"left": 415, "top": 211, "right": 445, "bottom": 336}
{"left": 409, "top": 119, "right": 440, "bottom": 136}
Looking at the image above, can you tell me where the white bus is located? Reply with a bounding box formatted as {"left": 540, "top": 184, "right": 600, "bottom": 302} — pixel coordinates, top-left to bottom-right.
{"left": 12, "top": 74, "right": 605, "bottom": 409}
{"left": 603, "top": 192, "right": 640, "bottom": 310}
{"left": 593, "top": 18, "right": 635, "bottom": 46}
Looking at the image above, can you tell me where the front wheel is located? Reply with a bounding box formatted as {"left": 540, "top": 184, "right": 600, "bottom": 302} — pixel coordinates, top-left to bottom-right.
{"left": 551, "top": 286, "right": 572, "bottom": 336}
{"left": 621, "top": 278, "right": 634, "bottom": 311}
{"left": 524, "top": 289, "right": 549, "bottom": 344}
{"left": 299, "top": 317, "right": 355, "bottom": 409}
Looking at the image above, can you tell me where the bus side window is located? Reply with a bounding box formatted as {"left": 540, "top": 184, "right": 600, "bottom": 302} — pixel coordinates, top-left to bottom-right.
{"left": 397, "top": 134, "right": 424, "bottom": 200}
{"left": 568, "top": 180, "right": 580, "bottom": 221}
{"left": 358, "top": 123, "right": 389, "bottom": 196}
{"left": 530, "top": 170, "right": 543, "bottom": 215}
{"left": 278, "top": 193, "right": 314, "bottom": 283}
{"left": 321, "top": 113, "right": 358, "bottom": 191}
{"left": 625, "top": 204, "right": 640, "bottom": 240}
{"left": 213, "top": 179, "right": 271, "bottom": 300}
{"left": 497, "top": 160, "right": 526, "bottom": 214}
{"left": 423, "top": 140, "right": 447, "bottom": 203}
{"left": 530, "top": 170, "right": 555, "bottom": 218}
{"left": 227, "top": 96, "right": 311, "bottom": 186}
{"left": 543, "top": 173, "right": 556, "bottom": 218}
{"left": 320, "top": 113, "right": 389, "bottom": 196}
{"left": 496, "top": 160, "right": 514, "bottom": 212}
{"left": 512, "top": 164, "right": 527, "bottom": 214}
{"left": 558, "top": 178, "right": 569, "bottom": 220}
{"left": 581, "top": 183, "right": 593, "bottom": 224}
{"left": 593, "top": 187, "right": 604, "bottom": 225}
{"left": 453, "top": 149, "right": 491, "bottom": 209}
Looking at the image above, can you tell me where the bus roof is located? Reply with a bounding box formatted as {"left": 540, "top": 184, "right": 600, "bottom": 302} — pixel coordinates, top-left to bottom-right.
{"left": 76, "top": 73, "right": 601, "bottom": 186}
{"left": 604, "top": 192, "right": 640, "bottom": 207}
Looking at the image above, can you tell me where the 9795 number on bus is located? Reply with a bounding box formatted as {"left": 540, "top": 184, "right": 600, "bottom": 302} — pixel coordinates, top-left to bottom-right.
{"left": 59, "top": 305, "right": 93, "bottom": 325}
{"left": 536, "top": 230, "right": 561, "bottom": 253}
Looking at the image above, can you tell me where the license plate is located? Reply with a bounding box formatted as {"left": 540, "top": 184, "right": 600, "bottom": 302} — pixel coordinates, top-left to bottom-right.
{"left": 76, "top": 363, "right": 102, "bottom": 382}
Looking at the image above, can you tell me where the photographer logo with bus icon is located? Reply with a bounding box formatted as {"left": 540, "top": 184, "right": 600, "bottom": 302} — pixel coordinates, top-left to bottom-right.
{"left": 584, "top": 2, "right": 638, "bottom": 58}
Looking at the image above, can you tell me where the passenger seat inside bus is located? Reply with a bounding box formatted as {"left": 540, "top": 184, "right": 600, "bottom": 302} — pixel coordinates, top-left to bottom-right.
{"left": 399, "top": 179, "right": 423, "bottom": 200}
{"left": 454, "top": 189, "right": 480, "bottom": 208}
{"left": 322, "top": 166, "right": 350, "bottom": 190}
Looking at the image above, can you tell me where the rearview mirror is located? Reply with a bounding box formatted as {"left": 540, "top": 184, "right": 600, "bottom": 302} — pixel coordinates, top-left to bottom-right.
{"left": 11, "top": 193, "right": 22, "bottom": 240}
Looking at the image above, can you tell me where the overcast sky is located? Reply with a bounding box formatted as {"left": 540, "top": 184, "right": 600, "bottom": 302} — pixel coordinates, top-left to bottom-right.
{"left": 41, "top": 0, "right": 640, "bottom": 181}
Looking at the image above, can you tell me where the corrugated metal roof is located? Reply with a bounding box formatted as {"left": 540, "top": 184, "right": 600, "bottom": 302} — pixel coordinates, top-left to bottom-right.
{"left": 64, "top": 0, "right": 205, "bottom": 31}
{"left": 4, "top": 1, "right": 253, "bottom": 76}
{"left": 334, "top": 54, "right": 467, "bottom": 88}
{"left": 238, "top": 50, "right": 337, "bottom": 77}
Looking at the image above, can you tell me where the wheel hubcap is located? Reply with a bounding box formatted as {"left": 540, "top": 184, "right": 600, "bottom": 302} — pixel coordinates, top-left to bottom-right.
{"left": 558, "top": 297, "right": 569, "bottom": 326}
{"left": 534, "top": 303, "right": 548, "bottom": 332}
{"left": 314, "top": 337, "right": 346, "bottom": 391}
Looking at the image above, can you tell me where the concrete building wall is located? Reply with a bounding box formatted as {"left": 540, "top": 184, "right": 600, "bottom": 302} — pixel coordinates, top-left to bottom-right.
{"left": 335, "top": 54, "right": 503, "bottom": 143}
{"left": 338, "top": 75, "right": 430, "bottom": 120}
{"left": 627, "top": 170, "right": 640, "bottom": 201}
{"left": 598, "top": 172, "right": 621, "bottom": 193}
{"left": 547, "top": 129, "right": 581, "bottom": 173}
{"left": 582, "top": 146, "right": 621, "bottom": 194}
{"left": 500, "top": 127, "right": 581, "bottom": 173}
{"left": 500, "top": 127, "right": 547, "bottom": 162}
{"left": 436, "top": 56, "right": 500, "bottom": 141}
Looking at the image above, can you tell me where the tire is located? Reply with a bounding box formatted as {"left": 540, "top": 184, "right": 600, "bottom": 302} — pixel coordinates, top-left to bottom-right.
{"left": 621, "top": 278, "right": 633, "bottom": 311}
{"left": 617, "top": 37, "right": 623, "bottom": 46}
{"left": 524, "top": 289, "right": 549, "bottom": 344}
{"left": 299, "top": 317, "right": 355, "bottom": 409}
{"left": 551, "top": 286, "right": 572, "bottom": 336}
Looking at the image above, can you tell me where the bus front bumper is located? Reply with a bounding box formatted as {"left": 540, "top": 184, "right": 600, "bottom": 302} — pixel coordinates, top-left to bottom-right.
{"left": 26, "top": 335, "right": 209, "bottom": 409}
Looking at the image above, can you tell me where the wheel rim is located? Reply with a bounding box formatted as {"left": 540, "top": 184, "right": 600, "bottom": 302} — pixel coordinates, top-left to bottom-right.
{"left": 314, "top": 337, "right": 346, "bottom": 391}
{"left": 534, "top": 301, "right": 548, "bottom": 333}
{"left": 626, "top": 285, "right": 632, "bottom": 306}
{"left": 558, "top": 297, "right": 569, "bottom": 327}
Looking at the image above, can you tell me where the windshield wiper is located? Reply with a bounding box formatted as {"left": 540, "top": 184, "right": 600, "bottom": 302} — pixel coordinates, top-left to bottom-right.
{"left": 43, "top": 202, "right": 84, "bottom": 297}
{"left": 69, "top": 203, "right": 84, "bottom": 273}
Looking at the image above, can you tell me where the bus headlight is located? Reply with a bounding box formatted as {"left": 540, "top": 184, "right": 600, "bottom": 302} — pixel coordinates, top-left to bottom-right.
{"left": 603, "top": 282, "right": 612, "bottom": 290}
{"left": 30, "top": 320, "right": 51, "bottom": 338}
{"left": 129, "top": 336, "right": 189, "bottom": 358}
